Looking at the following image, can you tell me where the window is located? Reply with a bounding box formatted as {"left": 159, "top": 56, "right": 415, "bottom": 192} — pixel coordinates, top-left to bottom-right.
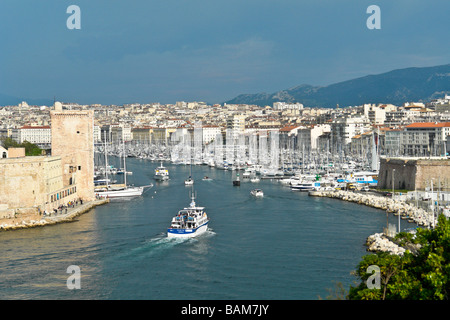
{"left": 78, "top": 166, "right": 81, "bottom": 170}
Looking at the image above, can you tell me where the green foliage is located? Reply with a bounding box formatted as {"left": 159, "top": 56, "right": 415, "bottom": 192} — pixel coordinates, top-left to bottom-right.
{"left": 319, "top": 281, "right": 348, "bottom": 300}
{"left": 0, "top": 137, "right": 43, "bottom": 156}
{"left": 349, "top": 215, "right": 450, "bottom": 300}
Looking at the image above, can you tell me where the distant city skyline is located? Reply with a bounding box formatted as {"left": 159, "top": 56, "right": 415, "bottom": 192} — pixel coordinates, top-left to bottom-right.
{"left": 0, "top": 0, "right": 449, "bottom": 105}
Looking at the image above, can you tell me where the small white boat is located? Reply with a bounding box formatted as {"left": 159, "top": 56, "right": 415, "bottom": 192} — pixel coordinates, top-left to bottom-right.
{"left": 202, "top": 176, "right": 212, "bottom": 181}
{"left": 167, "top": 190, "right": 209, "bottom": 238}
{"left": 250, "top": 189, "right": 264, "bottom": 197}
{"left": 184, "top": 177, "right": 194, "bottom": 185}
{"left": 154, "top": 161, "right": 169, "bottom": 181}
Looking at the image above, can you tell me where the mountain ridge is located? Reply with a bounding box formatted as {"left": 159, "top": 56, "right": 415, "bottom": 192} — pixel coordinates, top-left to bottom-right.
{"left": 225, "top": 64, "right": 450, "bottom": 107}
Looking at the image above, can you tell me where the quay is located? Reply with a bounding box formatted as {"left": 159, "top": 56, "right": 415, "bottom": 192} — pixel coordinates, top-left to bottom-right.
{"left": 0, "top": 198, "right": 109, "bottom": 231}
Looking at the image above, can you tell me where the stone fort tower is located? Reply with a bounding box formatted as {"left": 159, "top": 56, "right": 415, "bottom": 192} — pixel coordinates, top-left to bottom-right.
{"left": 50, "top": 102, "right": 94, "bottom": 201}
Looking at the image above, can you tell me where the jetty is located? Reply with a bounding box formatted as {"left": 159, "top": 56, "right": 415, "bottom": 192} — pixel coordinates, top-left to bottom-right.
{"left": 309, "top": 189, "right": 435, "bottom": 228}
{"left": 309, "top": 189, "right": 438, "bottom": 255}
{"left": 0, "top": 198, "right": 109, "bottom": 231}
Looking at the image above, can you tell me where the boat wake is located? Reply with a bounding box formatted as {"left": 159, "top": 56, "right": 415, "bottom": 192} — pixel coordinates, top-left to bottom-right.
{"left": 113, "top": 229, "right": 216, "bottom": 262}
{"left": 112, "top": 234, "right": 187, "bottom": 261}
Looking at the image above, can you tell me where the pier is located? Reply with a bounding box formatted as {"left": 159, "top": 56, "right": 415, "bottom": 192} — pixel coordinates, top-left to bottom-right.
{"left": 0, "top": 198, "right": 109, "bottom": 231}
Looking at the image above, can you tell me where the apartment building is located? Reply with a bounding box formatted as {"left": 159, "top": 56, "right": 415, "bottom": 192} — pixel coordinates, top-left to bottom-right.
{"left": 11, "top": 125, "right": 51, "bottom": 147}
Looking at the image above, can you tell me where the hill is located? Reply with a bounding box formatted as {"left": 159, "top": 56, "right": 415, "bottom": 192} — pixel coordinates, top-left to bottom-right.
{"left": 225, "top": 64, "right": 450, "bottom": 107}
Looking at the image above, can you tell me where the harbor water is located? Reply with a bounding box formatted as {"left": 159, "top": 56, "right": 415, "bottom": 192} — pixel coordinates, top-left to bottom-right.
{"left": 0, "top": 157, "right": 416, "bottom": 300}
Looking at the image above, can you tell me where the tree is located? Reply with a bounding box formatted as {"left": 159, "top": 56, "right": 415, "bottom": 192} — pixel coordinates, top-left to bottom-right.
{"left": 349, "top": 215, "right": 450, "bottom": 300}
{"left": 0, "top": 137, "right": 43, "bottom": 156}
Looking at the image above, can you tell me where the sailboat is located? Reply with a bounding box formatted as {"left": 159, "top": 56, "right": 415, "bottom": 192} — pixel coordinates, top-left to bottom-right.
{"left": 95, "top": 139, "right": 153, "bottom": 198}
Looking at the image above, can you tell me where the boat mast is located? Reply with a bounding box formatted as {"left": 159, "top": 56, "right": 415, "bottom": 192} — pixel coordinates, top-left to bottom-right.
{"left": 123, "top": 138, "right": 127, "bottom": 186}
{"left": 104, "top": 131, "right": 109, "bottom": 188}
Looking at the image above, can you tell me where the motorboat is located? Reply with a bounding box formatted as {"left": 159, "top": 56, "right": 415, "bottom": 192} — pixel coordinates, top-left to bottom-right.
{"left": 250, "top": 189, "right": 264, "bottom": 197}
{"left": 154, "top": 161, "right": 169, "bottom": 181}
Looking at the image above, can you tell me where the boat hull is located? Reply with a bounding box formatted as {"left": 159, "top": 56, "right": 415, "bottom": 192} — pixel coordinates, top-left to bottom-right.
{"left": 167, "top": 222, "right": 208, "bottom": 238}
{"left": 95, "top": 187, "right": 144, "bottom": 198}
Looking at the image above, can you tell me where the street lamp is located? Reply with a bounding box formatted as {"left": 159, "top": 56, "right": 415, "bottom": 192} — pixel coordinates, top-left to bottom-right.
{"left": 392, "top": 168, "right": 401, "bottom": 233}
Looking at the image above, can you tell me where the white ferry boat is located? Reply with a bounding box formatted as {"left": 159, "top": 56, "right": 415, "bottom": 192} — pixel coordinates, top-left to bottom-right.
{"left": 154, "top": 161, "right": 169, "bottom": 181}
{"left": 167, "top": 191, "right": 209, "bottom": 238}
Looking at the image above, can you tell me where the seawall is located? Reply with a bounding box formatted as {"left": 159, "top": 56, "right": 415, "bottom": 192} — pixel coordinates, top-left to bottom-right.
{"left": 309, "top": 190, "right": 434, "bottom": 228}
{"left": 0, "top": 198, "right": 109, "bottom": 231}
{"left": 309, "top": 190, "right": 434, "bottom": 255}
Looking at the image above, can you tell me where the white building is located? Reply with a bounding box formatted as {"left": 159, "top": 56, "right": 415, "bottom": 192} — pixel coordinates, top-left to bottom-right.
{"left": 93, "top": 125, "right": 101, "bottom": 143}
{"left": 12, "top": 125, "right": 51, "bottom": 146}
{"left": 331, "top": 116, "right": 369, "bottom": 146}
{"left": 273, "top": 102, "right": 304, "bottom": 111}
{"left": 296, "top": 124, "right": 331, "bottom": 151}
{"left": 202, "top": 125, "right": 221, "bottom": 144}
{"left": 226, "top": 114, "right": 246, "bottom": 138}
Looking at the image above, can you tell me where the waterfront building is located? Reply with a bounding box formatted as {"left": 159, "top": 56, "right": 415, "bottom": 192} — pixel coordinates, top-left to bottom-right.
{"left": 384, "top": 122, "right": 450, "bottom": 157}
{"left": 378, "top": 157, "right": 450, "bottom": 192}
{"left": 50, "top": 102, "right": 95, "bottom": 202}
{"left": 0, "top": 154, "right": 79, "bottom": 217}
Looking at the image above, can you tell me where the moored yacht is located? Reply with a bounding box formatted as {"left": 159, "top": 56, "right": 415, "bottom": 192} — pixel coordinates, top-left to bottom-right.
{"left": 290, "top": 181, "right": 321, "bottom": 191}
{"left": 95, "top": 184, "right": 152, "bottom": 198}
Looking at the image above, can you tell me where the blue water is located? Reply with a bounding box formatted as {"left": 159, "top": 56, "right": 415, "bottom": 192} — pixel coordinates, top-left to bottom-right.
{"left": 0, "top": 158, "right": 416, "bottom": 300}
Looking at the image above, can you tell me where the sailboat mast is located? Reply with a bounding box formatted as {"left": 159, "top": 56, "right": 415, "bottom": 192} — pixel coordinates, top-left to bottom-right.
{"left": 104, "top": 131, "right": 109, "bottom": 188}
{"left": 123, "top": 139, "right": 127, "bottom": 186}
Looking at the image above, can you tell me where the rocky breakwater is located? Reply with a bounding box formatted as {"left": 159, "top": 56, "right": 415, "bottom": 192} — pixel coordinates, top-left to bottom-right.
{"left": 0, "top": 199, "right": 109, "bottom": 231}
{"left": 310, "top": 190, "right": 434, "bottom": 228}
{"left": 366, "top": 233, "right": 405, "bottom": 255}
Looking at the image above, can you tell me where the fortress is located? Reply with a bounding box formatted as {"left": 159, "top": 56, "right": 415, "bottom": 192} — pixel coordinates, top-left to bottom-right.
{"left": 377, "top": 157, "right": 450, "bottom": 192}
{"left": 0, "top": 102, "right": 94, "bottom": 218}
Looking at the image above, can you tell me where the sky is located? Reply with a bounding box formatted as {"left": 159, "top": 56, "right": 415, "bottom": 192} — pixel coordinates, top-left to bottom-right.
{"left": 0, "top": 0, "right": 449, "bottom": 105}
